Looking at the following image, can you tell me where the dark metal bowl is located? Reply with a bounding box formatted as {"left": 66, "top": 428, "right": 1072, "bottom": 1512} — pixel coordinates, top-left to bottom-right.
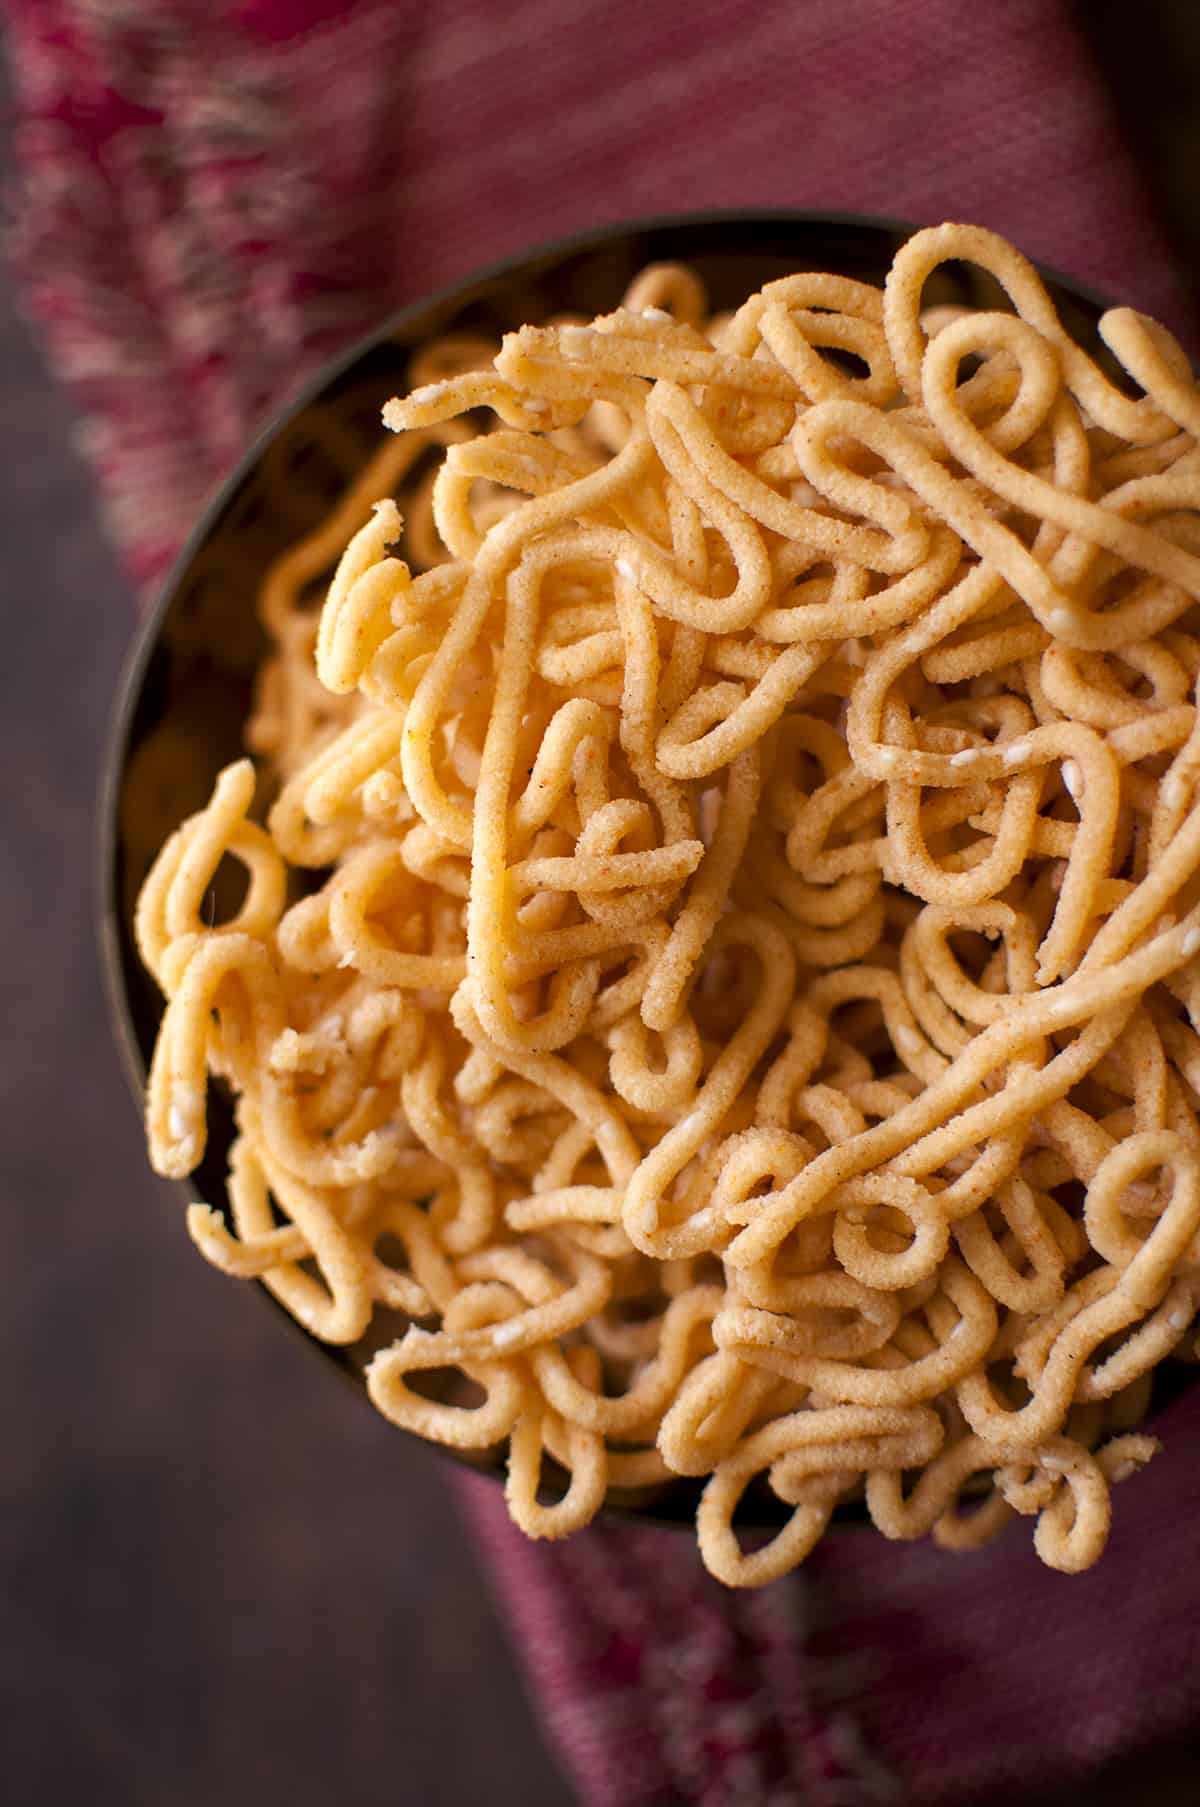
{"left": 101, "top": 209, "right": 1170, "bottom": 1531}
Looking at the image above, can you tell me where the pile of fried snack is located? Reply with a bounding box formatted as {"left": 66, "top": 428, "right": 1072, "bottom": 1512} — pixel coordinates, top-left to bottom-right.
{"left": 137, "top": 224, "right": 1200, "bottom": 1584}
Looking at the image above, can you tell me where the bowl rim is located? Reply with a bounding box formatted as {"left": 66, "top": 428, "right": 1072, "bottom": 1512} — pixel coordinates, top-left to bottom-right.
{"left": 96, "top": 205, "right": 1137, "bottom": 1531}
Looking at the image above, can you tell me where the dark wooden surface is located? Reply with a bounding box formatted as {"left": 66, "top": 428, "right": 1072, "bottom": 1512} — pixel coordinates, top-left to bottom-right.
{"left": 5, "top": 13, "right": 1200, "bottom": 1805}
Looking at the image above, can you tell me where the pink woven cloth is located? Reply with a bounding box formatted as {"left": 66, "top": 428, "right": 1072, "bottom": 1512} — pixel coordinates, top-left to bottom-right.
{"left": 9, "top": 2, "right": 1200, "bottom": 1801}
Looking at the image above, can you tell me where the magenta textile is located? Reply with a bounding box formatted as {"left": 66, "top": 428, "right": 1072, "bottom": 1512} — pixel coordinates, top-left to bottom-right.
{"left": 6, "top": 2, "right": 1200, "bottom": 1802}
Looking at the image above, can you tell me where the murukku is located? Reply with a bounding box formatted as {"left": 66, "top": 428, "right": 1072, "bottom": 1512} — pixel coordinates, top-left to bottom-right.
{"left": 137, "top": 224, "right": 1200, "bottom": 1583}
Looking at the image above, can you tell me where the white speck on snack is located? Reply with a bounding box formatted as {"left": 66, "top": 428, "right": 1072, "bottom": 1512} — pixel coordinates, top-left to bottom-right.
{"left": 1061, "top": 759, "right": 1083, "bottom": 802}
{"left": 1168, "top": 1308, "right": 1191, "bottom": 1331}
{"left": 491, "top": 1318, "right": 525, "bottom": 1349}
{"left": 331, "top": 1128, "right": 400, "bottom": 1184}
{"left": 949, "top": 748, "right": 981, "bottom": 767}
{"left": 896, "top": 1025, "right": 921, "bottom": 1055}
{"left": 1046, "top": 607, "right": 1076, "bottom": 637}
{"left": 295, "top": 1298, "right": 324, "bottom": 1333}
{"left": 641, "top": 306, "right": 672, "bottom": 322}
{"left": 1039, "top": 1451, "right": 1070, "bottom": 1474}
{"left": 169, "top": 1105, "right": 187, "bottom": 1141}
{"left": 559, "top": 326, "right": 591, "bottom": 360}
{"left": 338, "top": 950, "right": 357, "bottom": 968}
{"left": 1110, "top": 1459, "right": 1138, "bottom": 1484}
{"left": 1161, "top": 772, "right": 1188, "bottom": 809}
{"left": 386, "top": 381, "right": 450, "bottom": 426}
{"left": 873, "top": 746, "right": 899, "bottom": 772}
{"left": 615, "top": 556, "right": 637, "bottom": 582}
{"left": 522, "top": 396, "right": 548, "bottom": 415}
{"left": 1003, "top": 738, "right": 1032, "bottom": 767}
{"left": 1182, "top": 928, "right": 1200, "bottom": 960}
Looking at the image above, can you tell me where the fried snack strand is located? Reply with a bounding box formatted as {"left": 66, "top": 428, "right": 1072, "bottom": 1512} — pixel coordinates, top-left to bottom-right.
{"left": 137, "top": 224, "right": 1200, "bottom": 1584}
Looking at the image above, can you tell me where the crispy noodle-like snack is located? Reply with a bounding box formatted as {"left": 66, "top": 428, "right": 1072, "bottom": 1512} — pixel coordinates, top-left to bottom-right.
{"left": 136, "top": 224, "right": 1200, "bottom": 1585}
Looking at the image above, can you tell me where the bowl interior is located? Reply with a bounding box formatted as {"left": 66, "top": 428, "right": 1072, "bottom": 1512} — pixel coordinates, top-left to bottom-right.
{"left": 103, "top": 211, "right": 1178, "bottom": 1530}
